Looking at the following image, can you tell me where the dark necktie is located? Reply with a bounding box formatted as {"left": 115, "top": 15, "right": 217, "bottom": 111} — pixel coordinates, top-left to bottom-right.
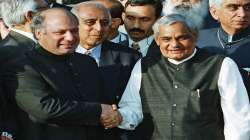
{"left": 132, "top": 42, "right": 140, "bottom": 51}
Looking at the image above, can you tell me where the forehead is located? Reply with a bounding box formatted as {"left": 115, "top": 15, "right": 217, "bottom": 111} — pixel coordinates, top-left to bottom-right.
{"left": 222, "top": 0, "right": 250, "bottom": 5}
{"left": 170, "top": 0, "right": 200, "bottom": 4}
{"left": 44, "top": 13, "right": 77, "bottom": 30}
{"left": 78, "top": 6, "right": 110, "bottom": 19}
{"left": 125, "top": 4, "right": 156, "bottom": 17}
{"left": 158, "top": 22, "right": 191, "bottom": 36}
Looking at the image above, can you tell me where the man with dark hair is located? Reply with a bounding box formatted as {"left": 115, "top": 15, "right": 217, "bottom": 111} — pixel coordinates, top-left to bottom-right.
{"left": 95, "top": 0, "right": 129, "bottom": 45}
{"left": 122, "top": 0, "right": 163, "bottom": 57}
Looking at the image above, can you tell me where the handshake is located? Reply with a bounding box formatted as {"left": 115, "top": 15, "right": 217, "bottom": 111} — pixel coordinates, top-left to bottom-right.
{"left": 100, "top": 104, "right": 123, "bottom": 129}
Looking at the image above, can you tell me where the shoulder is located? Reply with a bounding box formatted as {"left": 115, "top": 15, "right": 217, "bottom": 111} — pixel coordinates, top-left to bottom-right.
{"left": 102, "top": 40, "right": 140, "bottom": 56}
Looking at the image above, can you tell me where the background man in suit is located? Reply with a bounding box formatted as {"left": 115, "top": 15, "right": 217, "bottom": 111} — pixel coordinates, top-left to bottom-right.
{"left": 3, "top": 8, "right": 122, "bottom": 140}
{"left": 0, "top": 0, "right": 49, "bottom": 139}
{"left": 122, "top": 0, "right": 162, "bottom": 57}
{"left": 125, "top": 14, "right": 250, "bottom": 140}
{"left": 197, "top": 0, "right": 250, "bottom": 96}
{"left": 72, "top": 1, "right": 141, "bottom": 140}
{"left": 95, "top": 0, "right": 129, "bottom": 45}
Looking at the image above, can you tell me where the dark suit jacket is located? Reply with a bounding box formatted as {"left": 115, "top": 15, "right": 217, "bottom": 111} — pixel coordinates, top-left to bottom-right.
{"left": 95, "top": 41, "right": 140, "bottom": 140}
{"left": 0, "top": 31, "right": 36, "bottom": 138}
{"left": 99, "top": 40, "right": 140, "bottom": 104}
{"left": 2, "top": 45, "right": 104, "bottom": 140}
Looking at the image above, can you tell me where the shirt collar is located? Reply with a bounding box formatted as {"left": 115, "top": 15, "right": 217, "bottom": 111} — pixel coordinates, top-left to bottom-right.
{"left": 110, "top": 32, "right": 127, "bottom": 43}
{"left": 129, "top": 35, "right": 154, "bottom": 57}
{"left": 168, "top": 48, "right": 197, "bottom": 65}
{"left": 10, "top": 28, "right": 37, "bottom": 43}
{"left": 219, "top": 26, "right": 250, "bottom": 43}
{"left": 75, "top": 44, "right": 102, "bottom": 65}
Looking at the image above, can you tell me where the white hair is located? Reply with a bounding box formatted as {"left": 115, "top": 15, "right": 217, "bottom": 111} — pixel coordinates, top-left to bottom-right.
{"left": 0, "top": 0, "right": 38, "bottom": 27}
{"left": 71, "top": 1, "right": 112, "bottom": 26}
{"left": 162, "top": 0, "right": 209, "bottom": 29}
{"left": 153, "top": 14, "right": 198, "bottom": 37}
{"left": 209, "top": 0, "right": 222, "bottom": 7}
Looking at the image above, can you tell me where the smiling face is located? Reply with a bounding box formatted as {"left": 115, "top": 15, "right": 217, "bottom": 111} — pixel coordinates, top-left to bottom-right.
{"left": 210, "top": 0, "right": 250, "bottom": 34}
{"left": 155, "top": 22, "right": 197, "bottom": 61}
{"left": 36, "top": 9, "right": 79, "bottom": 55}
{"left": 76, "top": 4, "right": 110, "bottom": 49}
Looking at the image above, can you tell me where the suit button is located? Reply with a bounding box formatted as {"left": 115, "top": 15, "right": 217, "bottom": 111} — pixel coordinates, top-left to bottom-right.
{"left": 172, "top": 104, "right": 177, "bottom": 107}
{"left": 171, "top": 123, "right": 175, "bottom": 126}
{"left": 74, "top": 73, "right": 78, "bottom": 76}
{"left": 68, "top": 62, "right": 73, "bottom": 66}
{"left": 176, "top": 68, "right": 180, "bottom": 71}
{"left": 174, "top": 85, "right": 178, "bottom": 88}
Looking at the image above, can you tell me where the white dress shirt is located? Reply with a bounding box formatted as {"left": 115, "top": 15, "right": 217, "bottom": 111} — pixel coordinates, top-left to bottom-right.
{"left": 119, "top": 49, "right": 250, "bottom": 139}
{"left": 110, "top": 32, "right": 128, "bottom": 44}
{"left": 75, "top": 44, "right": 102, "bottom": 65}
{"left": 128, "top": 35, "right": 154, "bottom": 57}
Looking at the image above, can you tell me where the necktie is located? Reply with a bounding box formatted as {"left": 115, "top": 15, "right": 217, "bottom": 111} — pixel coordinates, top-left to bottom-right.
{"left": 132, "top": 42, "right": 140, "bottom": 51}
{"left": 84, "top": 50, "right": 91, "bottom": 55}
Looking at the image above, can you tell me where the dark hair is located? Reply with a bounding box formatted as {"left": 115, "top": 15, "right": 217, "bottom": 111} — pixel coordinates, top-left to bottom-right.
{"left": 107, "top": 0, "right": 124, "bottom": 19}
{"left": 125, "top": 0, "right": 163, "bottom": 18}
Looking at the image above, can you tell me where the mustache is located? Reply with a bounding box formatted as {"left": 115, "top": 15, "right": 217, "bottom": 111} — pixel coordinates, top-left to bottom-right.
{"left": 129, "top": 28, "right": 144, "bottom": 33}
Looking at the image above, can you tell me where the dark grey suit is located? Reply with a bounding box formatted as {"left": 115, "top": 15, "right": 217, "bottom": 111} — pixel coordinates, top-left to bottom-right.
{"left": 0, "top": 31, "right": 36, "bottom": 139}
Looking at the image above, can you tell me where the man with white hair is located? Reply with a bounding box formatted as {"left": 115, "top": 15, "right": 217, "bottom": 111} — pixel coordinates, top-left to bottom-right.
{"left": 0, "top": 0, "right": 48, "bottom": 139}
{"left": 124, "top": 14, "right": 250, "bottom": 140}
{"left": 162, "top": 0, "right": 218, "bottom": 29}
{"left": 197, "top": 0, "right": 250, "bottom": 96}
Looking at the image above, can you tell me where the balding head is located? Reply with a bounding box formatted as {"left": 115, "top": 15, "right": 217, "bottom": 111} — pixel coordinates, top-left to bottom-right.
{"left": 31, "top": 8, "right": 79, "bottom": 55}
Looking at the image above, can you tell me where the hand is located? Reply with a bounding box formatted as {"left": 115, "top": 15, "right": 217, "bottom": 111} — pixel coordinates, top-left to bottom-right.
{"left": 100, "top": 104, "right": 122, "bottom": 129}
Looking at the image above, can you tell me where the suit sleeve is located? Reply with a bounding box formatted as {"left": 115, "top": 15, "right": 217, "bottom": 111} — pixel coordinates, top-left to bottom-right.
{"left": 13, "top": 65, "right": 102, "bottom": 126}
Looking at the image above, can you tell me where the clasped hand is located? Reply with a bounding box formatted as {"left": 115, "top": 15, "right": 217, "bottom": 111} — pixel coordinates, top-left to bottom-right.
{"left": 100, "top": 104, "right": 122, "bottom": 129}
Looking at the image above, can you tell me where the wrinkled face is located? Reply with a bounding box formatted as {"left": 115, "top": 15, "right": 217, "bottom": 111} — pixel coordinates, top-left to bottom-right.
{"left": 212, "top": 0, "right": 250, "bottom": 34}
{"left": 155, "top": 22, "right": 196, "bottom": 61}
{"left": 37, "top": 12, "right": 79, "bottom": 55}
{"left": 77, "top": 6, "right": 110, "bottom": 49}
{"left": 122, "top": 4, "right": 157, "bottom": 42}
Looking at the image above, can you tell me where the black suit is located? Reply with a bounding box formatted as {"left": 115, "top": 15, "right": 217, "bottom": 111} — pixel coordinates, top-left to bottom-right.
{"left": 2, "top": 45, "right": 104, "bottom": 140}
{"left": 87, "top": 41, "right": 140, "bottom": 140}
{"left": 0, "top": 31, "right": 36, "bottom": 138}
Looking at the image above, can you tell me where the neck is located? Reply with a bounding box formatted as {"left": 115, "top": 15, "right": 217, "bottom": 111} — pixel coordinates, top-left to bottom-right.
{"left": 108, "top": 30, "right": 119, "bottom": 40}
{"left": 80, "top": 41, "right": 96, "bottom": 50}
{"left": 221, "top": 25, "right": 245, "bottom": 35}
{"left": 13, "top": 23, "right": 31, "bottom": 33}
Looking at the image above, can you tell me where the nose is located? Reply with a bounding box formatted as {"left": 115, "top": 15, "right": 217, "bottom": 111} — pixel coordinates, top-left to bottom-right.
{"left": 237, "top": 7, "right": 246, "bottom": 17}
{"left": 134, "top": 19, "right": 141, "bottom": 28}
{"left": 64, "top": 31, "right": 74, "bottom": 41}
{"left": 170, "top": 38, "right": 180, "bottom": 48}
{"left": 93, "top": 21, "right": 102, "bottom": 32}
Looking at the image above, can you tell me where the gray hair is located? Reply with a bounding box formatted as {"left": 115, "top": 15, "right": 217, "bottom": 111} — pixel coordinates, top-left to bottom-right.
{"left": 152, "top": 14, "right": 198, "bottom": 37}
{"left": 0, "top": 0, "right": 39, "bottom": 27}
{"left": 71, "top": 1, "right": 112, "bottom": 26}
{"left": 209, "top": 0, "right": 222, "bottom": 7}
